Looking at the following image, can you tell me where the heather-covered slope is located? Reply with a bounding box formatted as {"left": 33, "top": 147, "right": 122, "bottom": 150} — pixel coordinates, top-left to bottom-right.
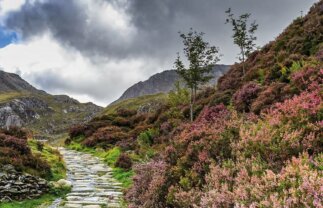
{"left": 67, "top": 1, "right": 322, "bottom": 207}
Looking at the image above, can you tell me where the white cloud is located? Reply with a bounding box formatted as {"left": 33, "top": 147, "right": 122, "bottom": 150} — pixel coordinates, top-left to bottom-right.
{"left": 0, "top": 34, "right": 159, "bottom": 106}
{"left": 0, "top": 0, "right": 25, "bottom": 19}
{"left": 0, "top": 0, "right": 161, "bottom": 106}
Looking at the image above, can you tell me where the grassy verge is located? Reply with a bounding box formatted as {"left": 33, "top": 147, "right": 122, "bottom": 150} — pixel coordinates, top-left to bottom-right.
{"left": 0, "top": 140, "right": 68, "bottom": 208}
{"left": 67, "top": 141, "right": 133, "bottom": 189}
{"left": 0, "top": 194, "right": 56, "bottom": 208}
{"left": 28, "top": 140, "right": 66, "bottom": 181}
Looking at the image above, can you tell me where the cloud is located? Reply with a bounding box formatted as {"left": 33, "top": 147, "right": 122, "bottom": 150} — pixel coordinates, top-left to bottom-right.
{"left": 0, "top": 35, "right": 155, "bottom": 106}
{"left": 0, "top": 0, "right": 318, "bottom": 105}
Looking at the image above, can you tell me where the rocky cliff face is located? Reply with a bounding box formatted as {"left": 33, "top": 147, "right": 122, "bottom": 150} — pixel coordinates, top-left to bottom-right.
{"left": 116, "top": 65, "right": 230, "bottom": 103}
{"left": 0, "top": 70, "right": 102, "bottom": 140}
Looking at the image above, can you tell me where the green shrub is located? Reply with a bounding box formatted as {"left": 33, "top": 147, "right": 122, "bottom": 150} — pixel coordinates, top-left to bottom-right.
{"left": 137, "top": 128, "right": 159, "bottom": 147}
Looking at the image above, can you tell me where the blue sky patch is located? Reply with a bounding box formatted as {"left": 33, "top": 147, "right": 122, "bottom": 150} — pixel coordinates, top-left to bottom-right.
{"left": 0, "top": 27, "right": 18, "bottom": 48}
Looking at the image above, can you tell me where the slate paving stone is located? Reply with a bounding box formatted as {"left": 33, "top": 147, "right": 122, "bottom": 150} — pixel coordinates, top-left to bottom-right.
{"left": 50, "top": 148, "right": 122, "bottom": 208}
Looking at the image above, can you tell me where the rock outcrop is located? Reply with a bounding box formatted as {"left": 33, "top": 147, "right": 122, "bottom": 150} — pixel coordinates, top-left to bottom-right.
{"left": 0, "top": 165, "right": 49, "bottom": 202}
{"left": 0, "top": 97, "right": 51, "bottom": 129}
{"left": 0, "top": 70, "right": 103, "bottom": 139}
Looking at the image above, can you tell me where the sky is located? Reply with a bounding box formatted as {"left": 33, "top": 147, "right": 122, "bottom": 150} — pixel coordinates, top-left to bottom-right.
{"left": 0, "top": 0, "right": 318, "bottom": 106}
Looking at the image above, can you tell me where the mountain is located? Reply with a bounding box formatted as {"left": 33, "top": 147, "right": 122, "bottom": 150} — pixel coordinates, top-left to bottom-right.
{"left": 0, "top": 70, "right": 41, "bottom": 93}
{"left": 115, "top": 64, "right": 230, "bottom": 103}
{"left": 0, "top": 70, "right": 102, "bottom": 140}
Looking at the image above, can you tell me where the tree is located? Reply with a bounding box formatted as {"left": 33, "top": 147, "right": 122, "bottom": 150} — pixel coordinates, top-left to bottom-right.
{"left": 174, "top": 29, "right": 220, "bottom": 122}
{"left": 225, "top": 8, "right": 258, "bottom": 75}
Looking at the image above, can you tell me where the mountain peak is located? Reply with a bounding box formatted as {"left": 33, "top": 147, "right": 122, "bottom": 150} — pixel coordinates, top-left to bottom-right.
{"left": 115, "top": 64, "right": 230, "bottom": 103}
{"left": 0, "top": 70, "right": 40, "bottom": 93}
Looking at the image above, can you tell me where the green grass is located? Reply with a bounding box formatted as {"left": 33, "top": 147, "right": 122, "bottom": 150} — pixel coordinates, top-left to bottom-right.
{"left": 0, "top": 194, "right": 56, "bottom": 208}
{"left": 68, "top": 142, "right": 133, "bottom": 189}
{"left": 28, "top": 140, "right": 66, "bottom": 181}
{"left": 103, "top": 93, "right": 167, "bottom": 115}
{"left": 0, "top": 92, "right": 26, "bottom": 103}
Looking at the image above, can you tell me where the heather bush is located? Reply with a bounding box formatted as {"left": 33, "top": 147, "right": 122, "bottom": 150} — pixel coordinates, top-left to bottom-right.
{"left": 69, "top": 121, "right": 109, "bottom": 139}
{"left": 237, "top": 88, "right": 322, "bottom": 170}
{"left": 1, "top": 135, "right": 30, "bottom": 154}
{"left": 115, "top": 153, "right": 133, "bottom": 170}
{"left": 291, "top": 66, "right": 322, "bottom": 91}
{"left": 0, "top": 129, "right": 51, "bottom": 179}
{"left": 112, "top": 116, "right": 131, "bottom": 127}
{"left": 116, "top": 108, "right": 137, "bottom": 117}
{"left": 195, "top": 153, "right": 321, "bottom": 207}
{"left": 233, "top": 82, "right": 262, "bottom": 112}
{"left": 126, "top": 161, "right": 168, "bottom": 208}
{"left": 2, "top": 127, "right": 28, "bottom": 140}
{"left": 250, "top": 82, "right": 289, "bottom": 114}
{"left": 209, "top": 90, "right": 233, "bottom": 106}
{"left": 69, "top": 124, "right": 86, "bottom": 138}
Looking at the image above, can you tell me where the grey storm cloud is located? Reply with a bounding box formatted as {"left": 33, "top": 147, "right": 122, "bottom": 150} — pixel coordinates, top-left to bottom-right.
{"left": 1, "top": 0, "right": 318, "bottom": 105}
{"left": 4, "top": 0, "right": 318, "bottom": 62}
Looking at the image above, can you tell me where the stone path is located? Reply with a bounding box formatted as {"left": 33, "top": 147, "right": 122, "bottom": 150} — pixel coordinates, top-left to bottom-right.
{"left": 51, "top": 148, "right": 123, "bottom": 208}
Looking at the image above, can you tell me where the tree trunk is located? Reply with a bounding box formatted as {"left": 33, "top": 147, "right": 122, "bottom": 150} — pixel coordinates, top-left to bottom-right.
{"left": 190, "top": 87, "right": 194, "bottom": 122}
{"left": 241, "top": 47, "right": 245, "bottom": 75}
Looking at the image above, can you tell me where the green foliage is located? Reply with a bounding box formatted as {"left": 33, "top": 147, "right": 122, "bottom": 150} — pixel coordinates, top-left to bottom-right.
{"left": 280, "top": 61, "right": 303, "bottom": 81}
{"left": 103, "top": 147, "right": 122, "bottom": 166}
{"left": 168, "top": 81, "right": 190, "bottom": 107}
{"left": 137, "top": 128, "right": 159, "bottom": 147}
{"left": 112, "top": 168, "right": 134, "bottom": 188}
{"left": 226, "top": 8, "right": 258, "bottom": 74}
{"left": 257, "top": 68, "right": 265, "bottom": 85}
{"left": 175, "top": 29, "right": 220, "bottom": 121}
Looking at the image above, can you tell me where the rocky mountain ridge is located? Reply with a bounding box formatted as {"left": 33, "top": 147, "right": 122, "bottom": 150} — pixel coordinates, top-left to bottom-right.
{"left": 0, "top": 70, "right": 42, "bottom": 93}
{"left": 0, "top": 70, "right": 102, "bottom": 140}
{"left": 115, "top": 64, "right": 230, "bottom": 103}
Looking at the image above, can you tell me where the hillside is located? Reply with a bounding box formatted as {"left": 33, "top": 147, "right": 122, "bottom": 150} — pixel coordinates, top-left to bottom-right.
{"left": 0, "top": 70, "right": 102, "bottom": 140}
{"left": 67, "top": 1, "right": 322, "bottom": 207}
{"left": 115, "top": 65, "right": 229, "bottom": 102}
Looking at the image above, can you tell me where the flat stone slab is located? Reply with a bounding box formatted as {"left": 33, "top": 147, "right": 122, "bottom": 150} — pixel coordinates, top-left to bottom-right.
{"left": 50, "top": 148, "right": 123, "bottom": 208}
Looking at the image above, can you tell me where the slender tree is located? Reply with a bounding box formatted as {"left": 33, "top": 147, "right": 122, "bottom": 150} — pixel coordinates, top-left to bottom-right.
{"left": 225, "top": 8, "right": 258, "bottom": 75}
{"left": 175, "top": 29, "right": 220, "bottom": 122}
